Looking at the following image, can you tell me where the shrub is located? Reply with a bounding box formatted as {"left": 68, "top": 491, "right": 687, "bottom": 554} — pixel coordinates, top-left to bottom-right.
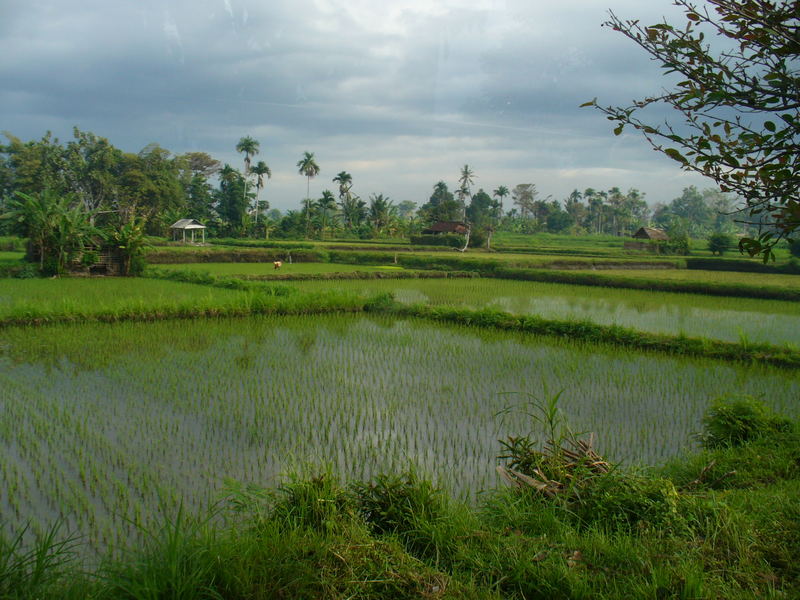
{"left": 658, "top": 235, "right": 690, "bottom": 255}
{"left": 789, "top": 238, "right": 800, "bottom": 258}
{"left": 409, "top": 234, "right": 464, "bottom": 248}
{"left": 351, "top": 472, "right": 447, "bottom": 537}
{"left": 574, "top": 472, "right": 681, "bottom": 530}
{"left": 271, "top": 474, "right": 355, "bottom": 534}
{"left": 707, "top": 232, "right": 735, "bottom": 256}
{"left": 700, "top": 396, "right": 795, "bottom": 449}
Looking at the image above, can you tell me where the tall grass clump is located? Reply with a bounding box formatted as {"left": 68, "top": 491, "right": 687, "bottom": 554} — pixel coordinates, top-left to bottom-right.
{"left": 699, "top": 395, "right": 796, "bottom": 449}
{"left": 0, "top": 522, "right": 80, "bottom": 600}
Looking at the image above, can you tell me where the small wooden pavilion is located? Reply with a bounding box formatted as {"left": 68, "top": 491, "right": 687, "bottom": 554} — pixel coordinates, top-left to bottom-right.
{"left": 170, "top": 219, "right": 206, "bottom": 243}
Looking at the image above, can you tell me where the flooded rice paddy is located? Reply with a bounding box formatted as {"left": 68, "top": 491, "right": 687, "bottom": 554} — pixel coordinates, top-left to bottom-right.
{"left": 1, "top": 314, "right": 797, "bottom": 554}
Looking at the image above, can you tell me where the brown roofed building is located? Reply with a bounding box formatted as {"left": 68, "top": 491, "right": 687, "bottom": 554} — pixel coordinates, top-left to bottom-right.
{"left": 632, "top": 227, "right": 669, "bottom": 241}
{"left": 421, "top": 221, "right": 469, "bottom": 235}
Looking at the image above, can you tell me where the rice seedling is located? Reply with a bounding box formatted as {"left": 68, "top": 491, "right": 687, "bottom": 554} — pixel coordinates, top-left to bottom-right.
{"left": 0, "top": 314, "right": 797, "bottom": 557}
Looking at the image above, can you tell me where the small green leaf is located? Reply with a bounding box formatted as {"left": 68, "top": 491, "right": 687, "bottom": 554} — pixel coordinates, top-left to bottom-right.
{"left": 664, "top": 148, "right": 688, "bottom": 164}
{"left": 613, "top": 125, "right": 624, "bottom": 136}
{"left": 764, "top": 121, "right": 776, "bottom": 132}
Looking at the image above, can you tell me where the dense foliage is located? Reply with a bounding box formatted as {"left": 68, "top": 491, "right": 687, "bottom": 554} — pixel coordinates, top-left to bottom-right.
{"left": 591, "top": 0, "right": 800, "bottom": 259}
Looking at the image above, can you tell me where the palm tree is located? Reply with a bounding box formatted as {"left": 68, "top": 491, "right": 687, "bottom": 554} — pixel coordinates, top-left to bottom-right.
{"left": 457, "top": 164, "right": 475, "bottom": 219}
{"left": 368, "top": 193, "right": 396, "bottom": 234}
{"left": 340, "top": 195, "right": 367, "bottom": 230}
{"left": 250, "top": 161, "right": 272, "bottom": 224}
{"left": 301, "top": 197, "right": 315, "bottom": 238}
{"left": 316, "top": 190, "right": 338, "bottom": 239}
{"left": 236, "top": 137, "right": 260, "bottom": 228}
{"left": 332, "top": 171, "right": 352, "bottom": 200}
{"left": 492, "top": 185, "right": 509, "bottom": 215}
{"left": 296, "top": 151, "right": 320, "bottom": 202}
{"left": 235, "top": 136, "right": 260, "bottom": 174}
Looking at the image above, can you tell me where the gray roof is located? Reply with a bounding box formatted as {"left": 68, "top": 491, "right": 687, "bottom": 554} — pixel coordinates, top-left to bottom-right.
{"left": 170, "top": 219, "right": 206, "bottom": 230}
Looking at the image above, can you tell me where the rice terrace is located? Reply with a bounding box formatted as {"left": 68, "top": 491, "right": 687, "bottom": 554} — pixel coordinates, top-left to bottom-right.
{"left": 2, "top": 1, "right": 800, "bottom": 598}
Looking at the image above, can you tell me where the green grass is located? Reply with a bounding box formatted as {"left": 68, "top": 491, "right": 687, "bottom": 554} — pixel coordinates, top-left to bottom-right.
{"left": 0, "top": 277, "right": 376, "bottom": 326}
{"left": 0, "top": 278, "right": 250, "bottom": 316}
{"left": 0, "top": 251, "right": 25, "bottom": 263}
{"left": 285, "top": 277, "right": 800, "bottom": 345}
{"left": 2, "top": 411, "right": 800, "bottom": 599}
{"left": 574, "top": 267, "right": 800, "bottom": 290}
{"left": 153, "top": 262, "right": 412, "bottom": 276}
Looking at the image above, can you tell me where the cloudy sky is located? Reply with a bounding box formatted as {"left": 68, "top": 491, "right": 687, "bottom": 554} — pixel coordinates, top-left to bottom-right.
{"left": 1, "top": 0, "right": 712, "bottom": 211}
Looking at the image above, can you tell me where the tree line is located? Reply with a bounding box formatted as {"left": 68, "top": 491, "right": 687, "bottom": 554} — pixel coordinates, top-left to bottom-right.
{"left": 1, "top": 129, "right": 745, "bottom": 250}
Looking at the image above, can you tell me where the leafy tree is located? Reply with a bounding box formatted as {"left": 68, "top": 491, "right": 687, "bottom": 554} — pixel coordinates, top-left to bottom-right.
{"left": 565, "top": 189, "right": 587, "bottom": 231}
{"left": 702, "top": 188, "right": 739, "bottom": 233}
{"left": 655, "top": 186, "right": 715, "bottom": 238}
{"left": 214, "top": 165, "right": 250, "bottom": 236}
{"left": 546, "top": 203, "right": 575, "bottom": 234}
{"left": 396, "top": 200, "right": 417, "bottom": 220}
{"left": 2, "top": 131, "right": 68, "bottom": 196}
{"left": 587, "top": 0, "right": 800, "bottom": 260}
{"left": 708, "top": 232, "right": 735, "bottom": 256}
{"left": 63, "top": 128, "right": 122, "bottom": 213}
{"left": 466, "top": 189, "right": 501, "bottom": 248}
{"left": 181, "top": 151, "right": 221, "bottom": 178}
{"left": 418, "top": 181, "right": 460, "bottom": 224}
{"left": 1, "top": 190, "right": 97, "bottom": 274}
{"left": 511, "top": 184, "right": 537, "bottom": 220}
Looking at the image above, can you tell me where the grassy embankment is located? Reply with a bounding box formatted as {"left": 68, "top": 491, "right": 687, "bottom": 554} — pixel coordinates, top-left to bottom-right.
{"left": 3, "top": 272, "right": 798, "bottom": 368}
{"left": 0, "top": 277, "right": 378, "bottom": 327}
{"left": 142, "top": 244, "right": 800, "bottom": 300}
{"left": 281, "top": 276, "right": 800, "bottom": 345}
{"left": 3, "top": 399, "right": 799, "bottom": 599}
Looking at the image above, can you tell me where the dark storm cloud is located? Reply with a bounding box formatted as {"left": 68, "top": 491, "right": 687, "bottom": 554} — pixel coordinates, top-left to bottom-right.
{"left": 1, "top": 0, "right": 709, "bottom": 208}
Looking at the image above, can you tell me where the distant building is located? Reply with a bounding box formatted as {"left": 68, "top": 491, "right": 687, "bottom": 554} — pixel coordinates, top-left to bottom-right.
{"left": 625, "top": 227, "right": 670, "bottom": 253}
{"left": 421, "top": 221, "right": 469, "bottom": 235}
{"left": 632, "top": 227, "right": 669, "bottom": 241}
{"left": 170, "top": 219, "right": 206, "bottom": 243}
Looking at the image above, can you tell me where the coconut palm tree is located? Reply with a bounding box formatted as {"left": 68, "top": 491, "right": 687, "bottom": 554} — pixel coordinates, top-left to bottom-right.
{"left": 297, "top": 151, "right": 320, "bottom": 202}
{"left": 332, "top": 171, "right": 352, "bottom": 199}
{"left": 492, "top": 185, "right": 509, "bottom": 215}
{"left": 368, "top": 193, "right": 396, "bottom": 234}
{"left": 456, "top": 164, "right": 475, "bottom": 219}
{"left": 236, "top": 137, "right": 260, "bottom": 227}
{"left": 250, "top": 160, "right": 272, "bottom": 224}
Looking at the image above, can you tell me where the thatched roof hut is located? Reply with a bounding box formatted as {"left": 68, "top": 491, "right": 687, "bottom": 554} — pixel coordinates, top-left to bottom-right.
{"left": 421, "top": 221, "right": 469, "bottom": 235}
{"left": 632, "top": 227, "right": 669, "bottom": 241}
